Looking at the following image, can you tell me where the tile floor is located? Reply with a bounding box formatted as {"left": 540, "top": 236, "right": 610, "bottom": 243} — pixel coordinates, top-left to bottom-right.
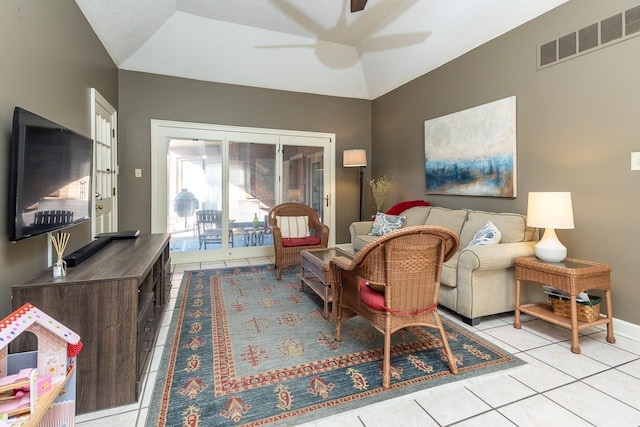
{"left": 76, "top": 256, "right": 640, "bottom": 427}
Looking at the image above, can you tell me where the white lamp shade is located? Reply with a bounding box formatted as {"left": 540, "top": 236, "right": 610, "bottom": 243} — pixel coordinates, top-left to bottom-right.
{"left": 527, "top": 192, "right": 574, "bottom": 262}
{"left": 343, "top": 149, "right": 367, "bottom": 167}
{"left": 526, "top": 192, "right": 575, "bottom": 229}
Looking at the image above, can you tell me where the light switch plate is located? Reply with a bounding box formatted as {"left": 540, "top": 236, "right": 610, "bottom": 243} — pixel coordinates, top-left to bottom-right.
{"left": 135, "top": 168, "right": 142, "bottom": 177}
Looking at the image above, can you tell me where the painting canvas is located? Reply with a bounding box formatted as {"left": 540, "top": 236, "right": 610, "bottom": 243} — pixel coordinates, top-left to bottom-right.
{"left": 424, "top": 96, "right": 516, "bottom": 197}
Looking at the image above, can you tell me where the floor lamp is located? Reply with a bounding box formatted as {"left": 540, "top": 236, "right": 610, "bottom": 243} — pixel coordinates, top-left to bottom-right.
{"left": 343, "top": 149, "right": 367, "bottom": 221}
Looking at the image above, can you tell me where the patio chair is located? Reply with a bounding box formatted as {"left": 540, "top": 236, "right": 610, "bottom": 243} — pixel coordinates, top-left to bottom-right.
{"left": 330, "top": 225, "right": 460, "bottom": 388}
{"left": 195, "top": 209, "right": 234, "bottom": 249}
{"left": 268, "top": 203, "right": 329, "bottom": 279}
{"left": 30, "top": 210, "right": 74, "bottom": 234}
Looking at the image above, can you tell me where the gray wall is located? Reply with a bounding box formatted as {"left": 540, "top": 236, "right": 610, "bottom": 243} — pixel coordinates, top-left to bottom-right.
{"left": 2, "top": 0, "right": 638, "bottom": 328}
{"left": 117, "top": 71, "right": 371, "bottom": 243}
{"left": 0, "top": 0, "right": 118, "bottom": 317}
{"left": 372, "top": 0, "right": 640, "bottom": 325}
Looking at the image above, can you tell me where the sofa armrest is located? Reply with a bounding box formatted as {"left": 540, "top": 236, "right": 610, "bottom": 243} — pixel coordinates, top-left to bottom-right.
{"left": 349, "top": 221, "right": 374, "bottom": 242}
{"left": 457, "top": 241, "right": 537, "bottom": 272}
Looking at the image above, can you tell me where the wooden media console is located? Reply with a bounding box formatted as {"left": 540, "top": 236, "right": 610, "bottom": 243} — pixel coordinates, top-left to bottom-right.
{"left": 10, "top": 233, "right": 171, "bottom": 414}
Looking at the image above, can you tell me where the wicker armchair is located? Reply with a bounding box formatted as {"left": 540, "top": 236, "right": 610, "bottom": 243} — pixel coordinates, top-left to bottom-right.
{"left": 268, "top": 203, "right": 329, "bottom": 280}
{"left": 330, "top": 225, "right": 460, "bottom": 388}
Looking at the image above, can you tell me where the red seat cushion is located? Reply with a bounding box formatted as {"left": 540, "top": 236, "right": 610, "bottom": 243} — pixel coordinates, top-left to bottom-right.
{"left": 281, "top": 236, "right": 322, "bottom": 247}
{"left": 359, "top": 279, "right": 439, "bottom": 315}
{"left": 359, "top": 279, "right": 385, "bottom": 311}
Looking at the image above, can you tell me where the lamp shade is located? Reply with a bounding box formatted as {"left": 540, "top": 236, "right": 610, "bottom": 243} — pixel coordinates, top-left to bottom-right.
{"left": 343, "top": 149, "right": 367, "bottom": 167}
{"left": 526, "top": 192, "right": 575, "bottom": 229}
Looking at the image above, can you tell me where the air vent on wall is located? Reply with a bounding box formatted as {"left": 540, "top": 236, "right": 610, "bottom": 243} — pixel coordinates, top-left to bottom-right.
{"left": 558, "top": 33, "right": 576, "bottom": 59}
{"left": 538, "top": 4, "right": 640, "bottom": 69}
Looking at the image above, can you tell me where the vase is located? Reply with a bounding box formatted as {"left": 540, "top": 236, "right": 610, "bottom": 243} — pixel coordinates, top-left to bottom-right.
{"left": 53, "top": 257, "right": 67, "bottom": 278}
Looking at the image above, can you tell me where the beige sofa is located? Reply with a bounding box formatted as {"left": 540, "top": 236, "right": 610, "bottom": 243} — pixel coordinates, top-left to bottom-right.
{"left": 349, "top": 206, "right": 546, "bottom": 325}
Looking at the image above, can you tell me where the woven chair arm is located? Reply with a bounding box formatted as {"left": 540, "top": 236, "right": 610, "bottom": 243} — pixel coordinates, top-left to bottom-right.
{"left": 311, "top": 223, "right": 330, "bottom": 245}
{"left": 269, "top": 225, "right": 282, "bottom": 238}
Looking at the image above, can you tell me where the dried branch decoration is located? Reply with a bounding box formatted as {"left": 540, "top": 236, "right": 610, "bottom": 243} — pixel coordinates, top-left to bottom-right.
{"left": 51, "top": 232, "right": 70, "bottom": 260}
{"left": 368, "top": 175, "right": 392, "bottom": 212}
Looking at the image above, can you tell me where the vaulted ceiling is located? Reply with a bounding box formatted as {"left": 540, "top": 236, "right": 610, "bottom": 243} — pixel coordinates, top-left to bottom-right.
{"left": 76, "top": 0, "right": 568, "bottom": 100}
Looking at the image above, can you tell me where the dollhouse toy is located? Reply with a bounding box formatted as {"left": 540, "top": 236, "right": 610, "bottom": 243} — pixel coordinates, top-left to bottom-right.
{"left": 0, "top": 303, "right": 82, "bottom": 427}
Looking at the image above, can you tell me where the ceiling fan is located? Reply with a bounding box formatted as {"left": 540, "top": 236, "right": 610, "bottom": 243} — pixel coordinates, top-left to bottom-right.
{"left": 351, "top": 0, "right": 368, "bottom": 13}
{"left": 261, "top": 0, "right": 429, "bottom": 68}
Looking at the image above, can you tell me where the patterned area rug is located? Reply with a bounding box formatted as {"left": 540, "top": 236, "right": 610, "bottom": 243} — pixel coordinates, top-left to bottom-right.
{"left": 146, "top": 265, "right": 524, "bottom": 426}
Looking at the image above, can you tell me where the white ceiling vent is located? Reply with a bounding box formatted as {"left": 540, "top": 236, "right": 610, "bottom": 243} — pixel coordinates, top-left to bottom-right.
{"left": 538, "top": 4, "right": 640, "bottom": 69}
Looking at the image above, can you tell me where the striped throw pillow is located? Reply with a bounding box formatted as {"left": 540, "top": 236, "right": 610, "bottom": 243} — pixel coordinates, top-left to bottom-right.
{"left": 276, "top": 215, "right": 310, "bottom": 238}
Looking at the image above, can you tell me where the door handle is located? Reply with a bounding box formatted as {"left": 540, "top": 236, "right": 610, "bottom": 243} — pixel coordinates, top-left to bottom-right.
{"left": 324, "top": 194, "right": 330, "bottom": 207}
{"left": 96, "top": 204, "right": 104, "bottom": 210}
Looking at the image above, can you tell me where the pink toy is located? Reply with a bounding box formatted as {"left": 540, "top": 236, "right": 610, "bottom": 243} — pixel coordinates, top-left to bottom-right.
{"left": 0, "top": 303, "right": 82, "bottom": 425}
{"left": 0, "top": 394, "right": 31, "bottom": 417}
{"left": 0, "top": 369, "right": 32, "bottom": 388}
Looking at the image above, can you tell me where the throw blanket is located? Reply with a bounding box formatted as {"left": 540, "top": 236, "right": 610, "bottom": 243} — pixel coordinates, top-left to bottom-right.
{"left": 385, "top": 200, "right": 431, "bottom": 216}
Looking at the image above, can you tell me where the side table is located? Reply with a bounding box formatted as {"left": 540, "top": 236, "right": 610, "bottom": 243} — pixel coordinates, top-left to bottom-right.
{"left": 514, "top": 256, "right": 615, "bottom": 354}
{"left": 300, "top": 247, "right": 355, "bottom": 319}
{"left": 243, "top": 227, "right": 264, "bottom": 246}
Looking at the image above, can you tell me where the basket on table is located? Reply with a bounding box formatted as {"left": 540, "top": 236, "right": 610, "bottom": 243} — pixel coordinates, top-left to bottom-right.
{"left": 548, "top": 294, "right": 602, "bottom": 323}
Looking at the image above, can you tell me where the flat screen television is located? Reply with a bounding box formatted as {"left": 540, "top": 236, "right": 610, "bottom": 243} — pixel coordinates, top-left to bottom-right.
{"left": 8, "top": 107, "right": 93, "bottom": 242}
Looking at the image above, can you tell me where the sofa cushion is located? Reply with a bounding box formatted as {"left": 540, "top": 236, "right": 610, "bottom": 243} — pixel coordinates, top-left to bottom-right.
{"left": 459, "top": 210, "right": 528, "bottom": 248}
{"left": 353, "top": 234, "right": 378, "bottom": 251}
{"left": 441, "top": 252, "right": 459, "bottom": 288}
{"left": 424, "top": 207, "right": 468, "bottom": 237}
{"left": 401, "top": 206, "right": 431, "bottom": 227}
{"left": 369, "top": 212, "right": 406, "bottom": 236}
{"left": 467, "top": 221, "right": 502, "bottom": 247}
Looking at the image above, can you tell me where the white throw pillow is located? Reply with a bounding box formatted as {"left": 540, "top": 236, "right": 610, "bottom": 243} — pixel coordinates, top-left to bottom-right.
{"left": 276, "top": 215, "right": 309, "bottom": 238}
{"left": 467, "top": 221, "right": 502, "bottom": 247}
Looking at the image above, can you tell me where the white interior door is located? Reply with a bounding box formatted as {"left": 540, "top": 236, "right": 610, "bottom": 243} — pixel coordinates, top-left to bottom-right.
{"left": 91, "top": 88, "right": 118, "bottom": 236}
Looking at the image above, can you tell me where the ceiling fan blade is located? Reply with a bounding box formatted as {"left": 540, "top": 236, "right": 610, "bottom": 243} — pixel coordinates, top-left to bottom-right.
{"left": 351, "top": 0, "right": 368, "bottom": 13}
{"left": 255, "top": 44, "right": 315, "bottom": 49}
{"left": 359, "top": 32, "right": 431, "bottom": 53}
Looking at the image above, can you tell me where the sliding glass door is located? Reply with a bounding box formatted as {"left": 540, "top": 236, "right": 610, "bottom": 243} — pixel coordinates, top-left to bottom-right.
{"left": 227, "top": 133, "right": 278, "bottom": 253}
{"left": 280, "top": 135, "right": 327, "bottom": 221}
{"left": 151, "top": 121, "right": 335, "bottom": 264}
{"left": 167, "top": 137, "right": 225, "bottom": 252}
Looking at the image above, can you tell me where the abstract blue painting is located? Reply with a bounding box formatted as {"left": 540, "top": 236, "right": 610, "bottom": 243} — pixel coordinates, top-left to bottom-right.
{"left": 424, "top": 96, "right": 516, "bottom": 197}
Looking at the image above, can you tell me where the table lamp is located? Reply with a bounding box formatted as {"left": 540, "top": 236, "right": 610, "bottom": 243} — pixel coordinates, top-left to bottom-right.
{"left": 526, "top": 192, "right": 575, "bottom": 262}
{"left": 343, "top": 149, "right": 367, "bottom": 221}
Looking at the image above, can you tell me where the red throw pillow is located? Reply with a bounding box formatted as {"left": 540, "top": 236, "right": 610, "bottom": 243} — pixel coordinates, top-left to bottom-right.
{"left": 385, "top": 200, "right": 431, "bottom": 216}
{"left": 359, "top": 279, "right": 385, "bottom": 311}
{"left": 281, "top": 236, "right": 322, "bottom": 247}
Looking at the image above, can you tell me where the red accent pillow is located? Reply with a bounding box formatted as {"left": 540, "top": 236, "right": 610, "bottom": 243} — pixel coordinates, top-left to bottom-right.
{"left": 359, "top": 279, "right": 385, "bottom": 311}
{"left": 281, "top": 236, "right": 322, "bottom": 247}
{"left": 385, "top": 200, "right": 431, "bottom": 216}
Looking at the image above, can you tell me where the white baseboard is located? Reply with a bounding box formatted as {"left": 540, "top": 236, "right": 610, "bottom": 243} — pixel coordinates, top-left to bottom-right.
{"left": 613, "top": 317, "right": 640, "bottom": 342}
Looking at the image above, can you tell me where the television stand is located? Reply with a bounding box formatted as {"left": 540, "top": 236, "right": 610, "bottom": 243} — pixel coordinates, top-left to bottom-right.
{"left": 11, "top": 233, "right": 171, "bottom": 414}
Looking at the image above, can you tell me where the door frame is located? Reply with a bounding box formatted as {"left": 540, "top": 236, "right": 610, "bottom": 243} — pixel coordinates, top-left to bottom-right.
{"left": 150, "top": 119, "right": 336, "bottom": 262}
